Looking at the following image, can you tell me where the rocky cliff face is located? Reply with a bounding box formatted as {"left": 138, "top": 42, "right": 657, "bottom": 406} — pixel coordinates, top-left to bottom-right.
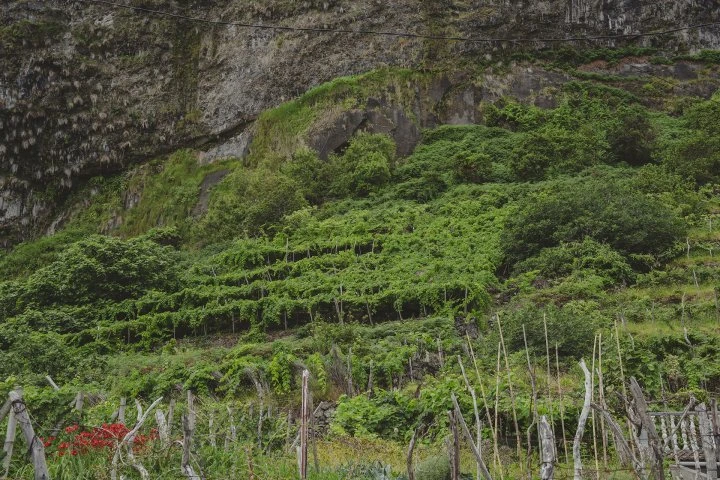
{"left": 1, "top": 0, "right": 719, "bottom": 246}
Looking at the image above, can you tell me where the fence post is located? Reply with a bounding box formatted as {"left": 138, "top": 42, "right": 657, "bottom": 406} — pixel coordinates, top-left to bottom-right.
{"left": 539, "top": 416, "right": 555, "bottom": 480}
{"left": 8, "top": 389, "right": 49, "bottom": 480}
{"left": 300, "top": 370, "right": 309, "bottom": 479}
{"left": 2, "top": 393, "right": 17, "bottom": 479}
{"left": 697, "top": 404, "right": 718, "bottom": 480}
{"left": 573, "top": 359, "right": 592, "bottom": 480}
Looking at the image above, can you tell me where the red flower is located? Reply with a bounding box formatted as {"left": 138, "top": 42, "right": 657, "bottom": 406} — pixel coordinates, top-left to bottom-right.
{"left": 64, "top": 425, "right": 79, "bottom": 434}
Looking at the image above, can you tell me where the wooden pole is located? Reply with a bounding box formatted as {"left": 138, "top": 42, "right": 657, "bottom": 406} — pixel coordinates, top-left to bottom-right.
{"left": 573, "top": 359, "right": 592, "bottom": 480}
{"left": 8, "top": 390, "right": 49, "bottom": 480}
{"left": 493, "top": 342, "right": 504, "bottom": 478}
{"left": 539, "top": 416, "right": 555, "bottom": 480}
{"left": 451, "top": 394, "right": 494, "bottom": 480}
{"left": 467, "top": 335, "right": 500, "bottom": 470}
{"left": 118, "top": 397, "right": 126, "bottom": 424}
{"left": 590, "top": 404, "right": 645, "bottom": 479}
{"left": 458, "top": 356, "right": 483, "bottom": 480}
{"left": 597, "top": 333, "right": 608, "bottom": 469}
{"left": 44, "top": 377, "right": 59, "bottom": 391}
{"left": 448, "top": 411, "right": 461, "bottom": 480}
{"left": 555, "top": 343, "right": 569, "bottom": 464}
{"left": 497, "top": 314, "right": 522, "bottom": 463}
{"left": 2, "top": 399, "right": 17, "bottom": 479}
{"left": 590, "top": 335, "right": 600, "bottom": 479}
{"left": 629, "top": 377, "right": 664, "bottom": 480}
{"left": 181, "top": 391, "right": 200, "bottom": 479}
{"left": 300, "top": 370, "right": 309, "bottom": 479}
{"left": 155, "top": 409, "right": 170, "bottom": 448}
{"left": 522, "top": 325, "right": 540, "bottom": 464}
{"left": 697, "top": 404, "right": 718, "bottom": 480}
{"left": 542, "top": 314, "right": 556, "bottom": 459}
{"left": 407, "top": 426, "right": 419, "bottom": 480}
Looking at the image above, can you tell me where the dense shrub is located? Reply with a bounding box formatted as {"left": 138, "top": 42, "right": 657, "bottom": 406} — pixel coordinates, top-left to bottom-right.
{"left": 20, "top": 235, "right": 180, "bottom": 306}
{"left": 501, "top": 176, "right": 686, "bottom": 268}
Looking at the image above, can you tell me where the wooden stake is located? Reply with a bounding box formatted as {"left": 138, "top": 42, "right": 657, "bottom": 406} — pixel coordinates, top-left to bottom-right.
{"left": 299, "top": 370, "right": 309, "bottom": 479}
{"left": 493, "top": 342, "right": 504, "bottom": 478}
{"left": 522, "top": 324, "right": 539, "bottom": 476}
{"left": 590, "top": 404, "right": 645, "bottom": 478}
{"left": 590, "top": 335, "right": 600, "bottom": 479}
{"left": 448, "top": 411, "right": 460, "bottom": 480}
{"left": 7, "top": 390, "right": 48, "bottom": 480}
{"left": 451, "top": 394, "right": 494, "bottom": 480}
{"left": 629, "top": 377, "right": 664, "bottom": 480}
{"left": 573, "top": 359, "right": 592, "bottom": 480}
{"left": 539, "top": 416, "right": 555, "bottom": 480}
{"left": 542, "top": 314, "right": 556, "bottom": 458}
{"left": 407, "top": 426, "right": 419, "bottom": 480}
{"left": 555, "top": 343, "right": 569, "bottom": 464}
{"left": 45, "top": 376, "right": 59, "bottom": 391}
{"left": 181, "top": 391, "right": 200, "bottom": 479}
{"left": 155, "top": 409, "right": 170, "bottom": 448}
{"left": 497, "top": 314, "right": 522, "bottom": 463}
{"left": 697, "top": 404, "right": 718, "bottom": 480}
{"left": 597, "top": 333, "right": 608, "bottom": 469}
{"left": 466, "top": 335, "right": 499, "bottom": 468}
{"left": 119, "top": 397, "right": 126, "bottom": 424}
{"left": 2, "top": 399, "right": 17, "bottom": 479}
{"left": 458, "top": 356, "right": 483, "bottom": 480}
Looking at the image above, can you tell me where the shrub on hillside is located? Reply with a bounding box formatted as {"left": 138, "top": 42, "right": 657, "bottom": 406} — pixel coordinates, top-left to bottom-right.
{"left": 501, "top": 177, "right": 686, "bottom": 269}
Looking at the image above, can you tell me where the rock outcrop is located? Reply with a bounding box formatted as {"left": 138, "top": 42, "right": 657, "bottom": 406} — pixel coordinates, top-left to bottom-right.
{"left": 1, "top": 0, "right": 719, "bottom": 245}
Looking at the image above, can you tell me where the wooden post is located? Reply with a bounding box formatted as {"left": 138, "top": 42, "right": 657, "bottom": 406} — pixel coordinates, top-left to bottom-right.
{"left": 118, "top": 397, "right": 126, "bottom": 424}
{"left": 45, "top": 377, "right": 59, "bottom": 391}
{"left": 155, "top": 409, "right": 170, "bottom": 448}
{"left": 555, "top": 343, "right": 569, "bottom": 464}
{"left": 209, "top": 411, "right": 216, "bottom": 448}
{"left": 697, "top": 404, "right": 718, "bottom": 480}
{"left": 407, "top": 426, "right": 419, "bottom": 480}
{"left": 448, "top": 411, "right": 460, "bottom": 480}
{"left": 451, "top": 394, "right": 493, "bottom": 480}
{"left": 590, "top": 335, "right": 600, "bottom": 479}
{"left": 497, "top": 314, "right": 522, "bottom": 463}
{"left": 522, "top": 324, "right": 540, "bottom": 471}
{"left": 8, "top": 390, "right": 49, "bottom": 480}
{"left": 74, "top": 391, "right": 84, "bottom": 421}
{"left": 458, "top": 355, "right": 483, "bottom": 480}
{"left": 573, "top": 359, "right": 592, "bottom": 480}
{"left": 135, "top": 398, "right": 144, "bottom": 423}
{"left": 542, "top": 314, "right": 556, "bottom": 460}
{"left": 688, "top": 416, "right": 702, "bottom": 475}
{"left": 590, "top": 404, "right": 645, "bottom": 479}
{"left": 466, "top": 335, "right": 500, "bottom": 469}
{"left": 597, "top": 333, "right": 608, "bottom": 469}
{"left": 539, "top": 416, "right": 555, "bottom": 480}
{"left": 629, "top": 377, "right": 664, "bottom": 480}
{"left": 299, "top": 370, "right": 309, "bottom": 479}
{"left": 181, "top": 391, "right": 200, "bottom": 479}
{"left": 2, "top": 400, "right": 17, "bottom": 479}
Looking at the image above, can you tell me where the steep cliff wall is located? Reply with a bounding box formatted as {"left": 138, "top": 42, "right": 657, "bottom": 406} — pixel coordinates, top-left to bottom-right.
{"left": 1, "top": 0, "right": 719, "bottom": 245}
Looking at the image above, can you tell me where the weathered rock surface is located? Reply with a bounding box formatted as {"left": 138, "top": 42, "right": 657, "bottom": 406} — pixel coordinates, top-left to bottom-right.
{"left": 1, "top": 0, "right": 719, "bottom": 245}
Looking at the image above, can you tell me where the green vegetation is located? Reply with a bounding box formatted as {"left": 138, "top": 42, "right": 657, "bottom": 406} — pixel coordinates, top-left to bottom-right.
{"left": 1, "top": 63, "right": 720, "bottom": 479}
